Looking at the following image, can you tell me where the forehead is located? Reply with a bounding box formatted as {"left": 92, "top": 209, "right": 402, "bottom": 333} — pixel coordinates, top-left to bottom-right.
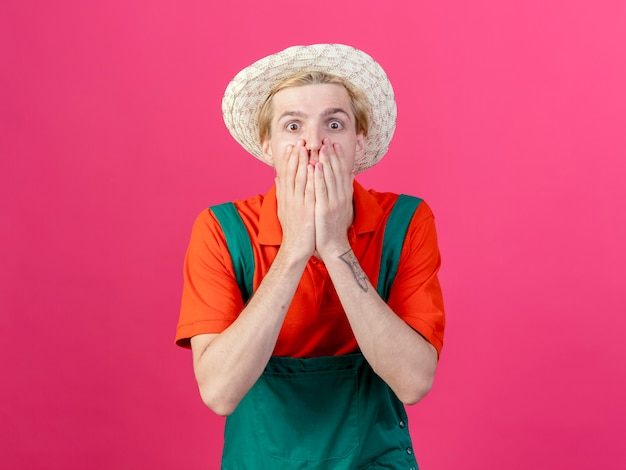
{"left": 270, "top": 83, "right": 353, "bottom": 115}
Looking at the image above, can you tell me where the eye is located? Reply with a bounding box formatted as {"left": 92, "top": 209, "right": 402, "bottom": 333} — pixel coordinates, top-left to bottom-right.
{"left": 286, "top": 122, "right": 301, "bottom": 131}
{"left": 328, "top": 120, "right": 343, "bottom": 130}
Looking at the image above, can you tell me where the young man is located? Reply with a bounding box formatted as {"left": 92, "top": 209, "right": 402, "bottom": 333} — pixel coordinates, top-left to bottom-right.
{"left": 176, "top": 44, "right": 445, "bottom": 469}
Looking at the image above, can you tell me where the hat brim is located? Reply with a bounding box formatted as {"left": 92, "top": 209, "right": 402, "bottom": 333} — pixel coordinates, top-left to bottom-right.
{"left": 222, "top": 44, "right": 396, "bottom": 174}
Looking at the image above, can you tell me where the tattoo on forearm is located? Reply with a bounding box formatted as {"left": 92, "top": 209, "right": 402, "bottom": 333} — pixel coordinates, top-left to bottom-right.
{"left": 339, "top": 249, "right": 369, "bottom": 292}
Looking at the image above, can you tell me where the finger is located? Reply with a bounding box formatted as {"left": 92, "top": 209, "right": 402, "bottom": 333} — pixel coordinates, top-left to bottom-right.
{"left": 283, "top": 141, "right": 309, "bottom": 197}
{"left": 314, "top": 161, "right": 329, "bottom": 208}
{"left": 304, "top": 163, "right": 315, "bottom": 208}
{"left": 330, "top": 140, "right": 351, "bottom": 175}
{"left": 274, "top": 176, "right": 281, "bottom": 200}
{"left": 294, "top": 140, "right": 309, "bottom": 196}
{"left": 275, "top": 144, "right": 295, "bottom": 195}
{"left": 319, "top": 140, "right": 338, "bottom": 201}
{"left": 329, "top": 141, "right": 355, "bottom": 200}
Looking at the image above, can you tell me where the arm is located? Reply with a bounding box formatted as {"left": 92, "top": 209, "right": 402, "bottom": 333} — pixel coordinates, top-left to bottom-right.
{"left": 324, "top": 249, "right": 438, "bottom": 404}
{"left": 190, "top": 249, "right": 307, "bottom": 416}
{"left": 190, "top": 141, "right": 315, "bottom": 416}
{"left": 314, "top": 140, "right": 439, "bottom": 404}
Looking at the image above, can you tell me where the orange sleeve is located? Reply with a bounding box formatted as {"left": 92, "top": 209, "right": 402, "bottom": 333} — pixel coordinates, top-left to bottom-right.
{"left": 175, "top": 209, "right": 245, "bottom": 348}
{"left": 388, "top": 201, "right": 446, "bottom": 356}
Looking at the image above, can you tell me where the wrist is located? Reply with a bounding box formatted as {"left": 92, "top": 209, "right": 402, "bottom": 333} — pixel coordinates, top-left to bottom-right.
{"left": 275, "top": 244, "right": 312, "bottom": 270}
{"left": 317, "top": 241, "right": 351, "bottom": 263}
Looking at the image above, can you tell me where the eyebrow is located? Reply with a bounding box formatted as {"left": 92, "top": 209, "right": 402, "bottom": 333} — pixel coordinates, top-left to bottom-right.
{"left": 277, "top": 108, "right": 352, "bottom": 122}
{"left": 322, "top": 107, "right": 351, "bottom": 118}
{"left": 277, "top": 110, "right": 307, "bottom": 121}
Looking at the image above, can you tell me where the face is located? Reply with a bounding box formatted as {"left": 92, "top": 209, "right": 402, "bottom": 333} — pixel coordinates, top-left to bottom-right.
{"left": 261, "top": 84, "right": 366, "bottom": 170}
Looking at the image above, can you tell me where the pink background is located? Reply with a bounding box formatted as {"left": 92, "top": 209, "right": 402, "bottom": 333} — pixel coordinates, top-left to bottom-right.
{"left": 1, "top": 0, "right": 625, "bottom": 468}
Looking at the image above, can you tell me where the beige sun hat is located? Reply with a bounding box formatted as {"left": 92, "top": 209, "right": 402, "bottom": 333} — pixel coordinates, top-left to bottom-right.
{"left": 222, "top": 44, "right": 396, "bottom": 174}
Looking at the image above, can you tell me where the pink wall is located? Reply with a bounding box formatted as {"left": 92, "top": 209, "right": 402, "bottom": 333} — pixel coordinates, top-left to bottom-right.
{"left": 1, "top": 0, "right": 625, "bottom": 468}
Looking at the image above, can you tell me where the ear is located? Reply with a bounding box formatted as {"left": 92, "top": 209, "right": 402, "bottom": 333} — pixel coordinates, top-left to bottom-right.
{"left": 355, "top": 133, "right": 366, "bottom": 160}
{"left": 262, "top": 139, "right": 274, "bottom": 165}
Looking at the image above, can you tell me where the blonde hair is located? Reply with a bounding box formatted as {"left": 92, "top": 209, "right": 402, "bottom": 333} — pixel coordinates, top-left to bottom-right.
{"left": 258, "top": 72, "right": 371, "bottom": 143}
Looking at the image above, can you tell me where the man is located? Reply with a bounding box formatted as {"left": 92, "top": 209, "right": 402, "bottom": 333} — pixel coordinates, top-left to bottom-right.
{"left": 176, "top": 44, "right": 445, "bottom": 469}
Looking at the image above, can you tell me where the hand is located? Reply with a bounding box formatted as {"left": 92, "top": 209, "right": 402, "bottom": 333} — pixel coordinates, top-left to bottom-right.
{"left": 313, "top": 138, "right": 354, "bottom": 261}
{"left": 274, "top": 140, "right": 316, "bottom": 263}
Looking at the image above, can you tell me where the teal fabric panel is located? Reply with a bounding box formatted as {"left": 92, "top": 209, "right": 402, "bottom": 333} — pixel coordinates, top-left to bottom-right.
{"left": 209, "top": 202, "right": 255, "bottom": 304}
{"left": 376, "top": 194, "right": 422, "bottom": 301}
{"left": 222, "top": 353, "right": 418, "bottom": 469}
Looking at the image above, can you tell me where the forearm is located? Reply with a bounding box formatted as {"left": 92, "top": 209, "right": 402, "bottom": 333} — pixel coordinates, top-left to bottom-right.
{"left": 193, "top": 144, "right": 317, "bottom": 415}
{"left": 192, "top": 250, "right": 307, "bottom": 416}
{"left": 325, "top": 249, "right": 438, "bottom": 404}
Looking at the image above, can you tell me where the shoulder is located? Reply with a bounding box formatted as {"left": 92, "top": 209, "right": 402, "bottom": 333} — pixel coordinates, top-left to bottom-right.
{"left": 186, "top": 193, "right": 266, "bottom": 251}
{"left": 362, "top": 186, "right": 435, "bottom": 222}
{"left": 192, "top": 193, "right": 266, "bottom": 233}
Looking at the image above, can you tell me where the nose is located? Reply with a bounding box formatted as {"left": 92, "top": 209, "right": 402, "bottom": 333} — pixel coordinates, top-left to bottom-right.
{"left": 305, "top": 128, "right": 324, "bottom": 162}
